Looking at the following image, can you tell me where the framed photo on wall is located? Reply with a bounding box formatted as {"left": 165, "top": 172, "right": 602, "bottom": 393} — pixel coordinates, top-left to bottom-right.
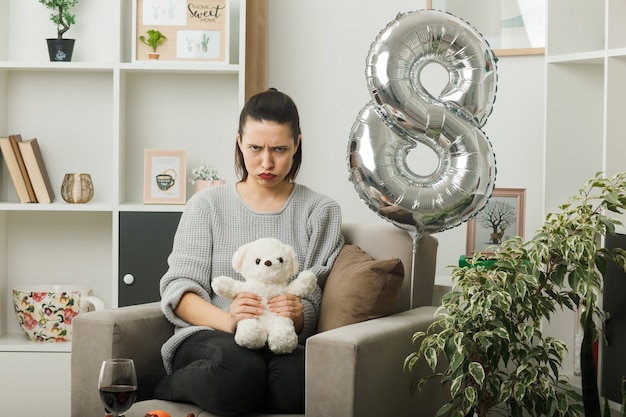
{"left": 426, "top": 0, "right": 544, "bottom": 56}
{"left": 144, "top": 149, "right": 186, "bottom": 204}
{"left": 133, "top": 0, "right": 229, "bottom": 62}
{"left": 466, "top": 188, "right": 526, "bottom": 257}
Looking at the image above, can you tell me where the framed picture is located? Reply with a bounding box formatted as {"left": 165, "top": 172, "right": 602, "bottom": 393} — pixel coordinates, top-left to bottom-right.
{"left": 426, "top": 0, "right": 544, "bottom": 56}
{"left": 466, "top": 188, "right": 526, "bottom": 257}
{"left": 144, "top": 149, "right": 186, "bottom": 204}
{"left": 133, "top": 0, "right": 229, "bottom": 62}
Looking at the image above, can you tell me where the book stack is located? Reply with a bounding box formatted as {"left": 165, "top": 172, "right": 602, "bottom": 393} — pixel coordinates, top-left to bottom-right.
{"left": 0, "top": 134, "right": 55, "bottom": 203}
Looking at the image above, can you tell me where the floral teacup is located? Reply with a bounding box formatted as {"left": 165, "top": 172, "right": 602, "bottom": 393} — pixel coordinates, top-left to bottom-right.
{"left": 13, "top": 285, "right": 104, "bottom": 342}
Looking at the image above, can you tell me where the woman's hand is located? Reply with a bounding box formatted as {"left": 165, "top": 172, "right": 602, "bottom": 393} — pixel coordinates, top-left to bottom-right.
{"left": 228, "top": 291, "right": 264, "bottom": 333}
{"left": 268, "top": 294, "right": 305, "bottom": 333}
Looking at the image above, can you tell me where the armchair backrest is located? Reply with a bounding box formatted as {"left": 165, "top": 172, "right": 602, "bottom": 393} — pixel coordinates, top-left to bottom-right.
{"left": 341, "top": 223, "right": 438, "bottom": 311}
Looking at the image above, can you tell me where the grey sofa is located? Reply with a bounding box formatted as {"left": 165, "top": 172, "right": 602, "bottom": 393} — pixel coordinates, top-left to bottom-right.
{"left": 71, "top": 223, "right": 449, "bottom": 417}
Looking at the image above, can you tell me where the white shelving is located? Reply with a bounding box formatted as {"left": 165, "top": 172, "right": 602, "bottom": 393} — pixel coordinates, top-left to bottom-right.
{"left": 0, "top": 0, "right": 247, "bottom": 393}
{"left": 1, "top": 0, "right": 249, "bottom": 413}
{"left": 543, "top": 0, "right": 626, "bottom": 409}
{"left": 544, "top": 0, "right": 626, "bottom": 213}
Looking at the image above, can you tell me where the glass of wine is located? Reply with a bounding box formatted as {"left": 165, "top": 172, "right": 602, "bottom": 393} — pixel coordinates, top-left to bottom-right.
{"left": 98, "top": 358, "right": 138, "bottom": 417}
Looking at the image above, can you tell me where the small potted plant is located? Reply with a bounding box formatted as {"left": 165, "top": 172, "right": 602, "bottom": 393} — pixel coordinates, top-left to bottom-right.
{"left": 139, "top": 29, "right": 167, "bottom": 60}
{"left": 39, "top": 0, "right": 78, "bottom": 62}
{"left": 190, "top": 162, "right": 224, "bottom": 192}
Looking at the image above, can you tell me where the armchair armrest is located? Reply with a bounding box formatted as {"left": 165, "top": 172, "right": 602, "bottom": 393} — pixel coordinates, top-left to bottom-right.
{"left": 71, "top": 302, "right": 173, "bottom": 417}
{"left": 305, "top": 306, "right": 448, "bottom": 417}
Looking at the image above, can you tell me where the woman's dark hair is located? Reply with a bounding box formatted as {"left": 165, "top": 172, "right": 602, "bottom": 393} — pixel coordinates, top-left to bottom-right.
{"left": 235, "top": 88, "right": 302, "bottom": 181}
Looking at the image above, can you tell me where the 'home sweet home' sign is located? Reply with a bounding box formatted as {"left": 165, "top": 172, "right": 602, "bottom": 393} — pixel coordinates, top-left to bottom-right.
{"left": 134, "top": 0, "right": 229, "bottom": 62}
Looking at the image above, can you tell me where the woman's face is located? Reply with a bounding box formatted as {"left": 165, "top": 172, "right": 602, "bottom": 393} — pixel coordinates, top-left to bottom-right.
{"left": 237, "top": 118, "right": 300, "bottom": 187}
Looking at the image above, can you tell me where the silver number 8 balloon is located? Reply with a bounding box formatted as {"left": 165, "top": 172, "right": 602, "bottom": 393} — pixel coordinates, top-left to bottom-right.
{"left": 348, "top": 10, "right": 498, "bottom": 238}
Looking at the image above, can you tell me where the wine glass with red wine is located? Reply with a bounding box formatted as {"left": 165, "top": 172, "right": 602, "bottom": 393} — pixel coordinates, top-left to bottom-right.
{"left": 98, "top": 358, "right": 138, "bottom": 417}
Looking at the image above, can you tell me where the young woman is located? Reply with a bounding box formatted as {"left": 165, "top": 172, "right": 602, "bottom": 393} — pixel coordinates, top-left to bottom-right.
{"left": 154, "top": 89, "right": 344, "bottom": 415}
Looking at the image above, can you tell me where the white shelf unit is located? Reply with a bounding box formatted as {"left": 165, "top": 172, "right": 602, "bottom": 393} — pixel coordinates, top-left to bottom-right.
{"left": 545, "top": 0, "right": 626, "bottom": 229}
{"left": 543, "top": 0, "right": 626, "bottom": 410}
{"left": 1, "top": 0, "right": 245, "bottom": 346}
{"left": 0, "top": 1, "right": 247, "bottom": 412}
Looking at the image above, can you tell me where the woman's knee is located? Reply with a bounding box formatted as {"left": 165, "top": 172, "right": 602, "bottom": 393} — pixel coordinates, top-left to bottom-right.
{"left": 211, "top": 357, "right": 267, "bottom": 413}
{"left": 156, "top": 355, "right": 267, "bottom": 415}
{"left": 263, "top": 346, "right": 306, "bottom": 413}
{"left": 166, "top": 331, "right": 269, "bottom": 415}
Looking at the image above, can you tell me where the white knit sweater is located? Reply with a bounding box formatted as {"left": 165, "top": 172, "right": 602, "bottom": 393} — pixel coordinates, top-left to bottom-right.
{"left": 159, "top": 183, "right": 344, "bottom": 373}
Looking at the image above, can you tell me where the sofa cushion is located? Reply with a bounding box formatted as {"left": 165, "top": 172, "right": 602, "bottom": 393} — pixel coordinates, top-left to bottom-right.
{"left": 317, "top": 244, "right": 404, "bottom": 332}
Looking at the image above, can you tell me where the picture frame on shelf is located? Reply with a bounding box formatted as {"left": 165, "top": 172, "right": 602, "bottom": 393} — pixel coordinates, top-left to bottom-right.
{"left": 133, "top": 0, "right": 229, "bottom": 62}
{"left": 426, "top": 0, "right": 545, "bottom": 56}
{"left": 144, "top": 149, "right": 186, "bottom": 204}
{"left": 466, "top": 188, "right": 526, "bottom": 257}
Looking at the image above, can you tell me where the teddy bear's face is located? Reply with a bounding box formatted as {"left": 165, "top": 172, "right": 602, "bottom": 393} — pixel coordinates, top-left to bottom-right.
{"left": 233, "top": 237, "right": 299, "bottom": 284}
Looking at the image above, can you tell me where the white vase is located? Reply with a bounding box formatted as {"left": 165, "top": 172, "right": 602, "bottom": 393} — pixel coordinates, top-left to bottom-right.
{"left": 195, "top": 179, "right": 225, "bottom": 193}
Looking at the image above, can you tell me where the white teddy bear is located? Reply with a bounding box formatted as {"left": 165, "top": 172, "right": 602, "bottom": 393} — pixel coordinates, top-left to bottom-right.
{"left": 211, "top": 237, "right": 317, "bottom": 354}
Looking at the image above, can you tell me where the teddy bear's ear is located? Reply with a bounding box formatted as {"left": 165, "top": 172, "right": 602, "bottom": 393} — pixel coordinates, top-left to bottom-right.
{"left": 285, "top": 244, "right": 299, "bottom": 276}
{"left": 232, "top": 243, "right": 249, "bottom": 272}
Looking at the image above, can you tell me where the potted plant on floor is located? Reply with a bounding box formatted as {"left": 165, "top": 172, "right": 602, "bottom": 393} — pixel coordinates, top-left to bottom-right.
{"left": 39, "top": 0, "right": 78, "bottom": 62}
{"left": 190, "top": 162, "right": 224, "bottom": 192}
{"left": 406, "top": 171, "right": 626, "bottom": 417}
{"left": 139, "top": 29, "right": 167, "bottom": 60}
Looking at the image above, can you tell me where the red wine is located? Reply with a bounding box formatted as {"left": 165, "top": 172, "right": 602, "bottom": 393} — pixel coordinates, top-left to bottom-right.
{"left": 99, "top": 385, "right": 137, "bottom": 414}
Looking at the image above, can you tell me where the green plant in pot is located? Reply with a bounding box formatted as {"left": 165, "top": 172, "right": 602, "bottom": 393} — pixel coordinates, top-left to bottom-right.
{"left": 39, "top": 0, "right": 78, "bottom": 62}
{"left": 406, "top": 171, "right": 626, "bottom": 417}
{"left": 139, "top": 29, "right": 167, "bottom": 60}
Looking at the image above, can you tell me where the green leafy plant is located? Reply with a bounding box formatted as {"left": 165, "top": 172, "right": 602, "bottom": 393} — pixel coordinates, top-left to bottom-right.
{"left": 139, "top": 29, "right": 167, "bottom": 53}
{"left": 38, "top": 0, "right": 78, "bottom": 39}
{"left": 190, "top": 162, "right": 223, "bottom": 185}
{"left": 406, "top": 171, "right": 626, "bottom": 417}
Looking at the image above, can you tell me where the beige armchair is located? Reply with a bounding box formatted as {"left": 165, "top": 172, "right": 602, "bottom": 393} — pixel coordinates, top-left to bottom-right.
{"left": 71, "top": 223, "right": 448, "bottom": 417}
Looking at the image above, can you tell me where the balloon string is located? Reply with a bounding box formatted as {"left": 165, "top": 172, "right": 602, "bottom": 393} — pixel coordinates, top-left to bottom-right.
{"left": 408, "top": 230, "right": 422, "bottom": 310}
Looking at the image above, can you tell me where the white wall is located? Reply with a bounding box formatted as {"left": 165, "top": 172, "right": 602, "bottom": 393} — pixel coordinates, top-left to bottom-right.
{"left": 267, "top": 0, "right": 545, "bottom": 285}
